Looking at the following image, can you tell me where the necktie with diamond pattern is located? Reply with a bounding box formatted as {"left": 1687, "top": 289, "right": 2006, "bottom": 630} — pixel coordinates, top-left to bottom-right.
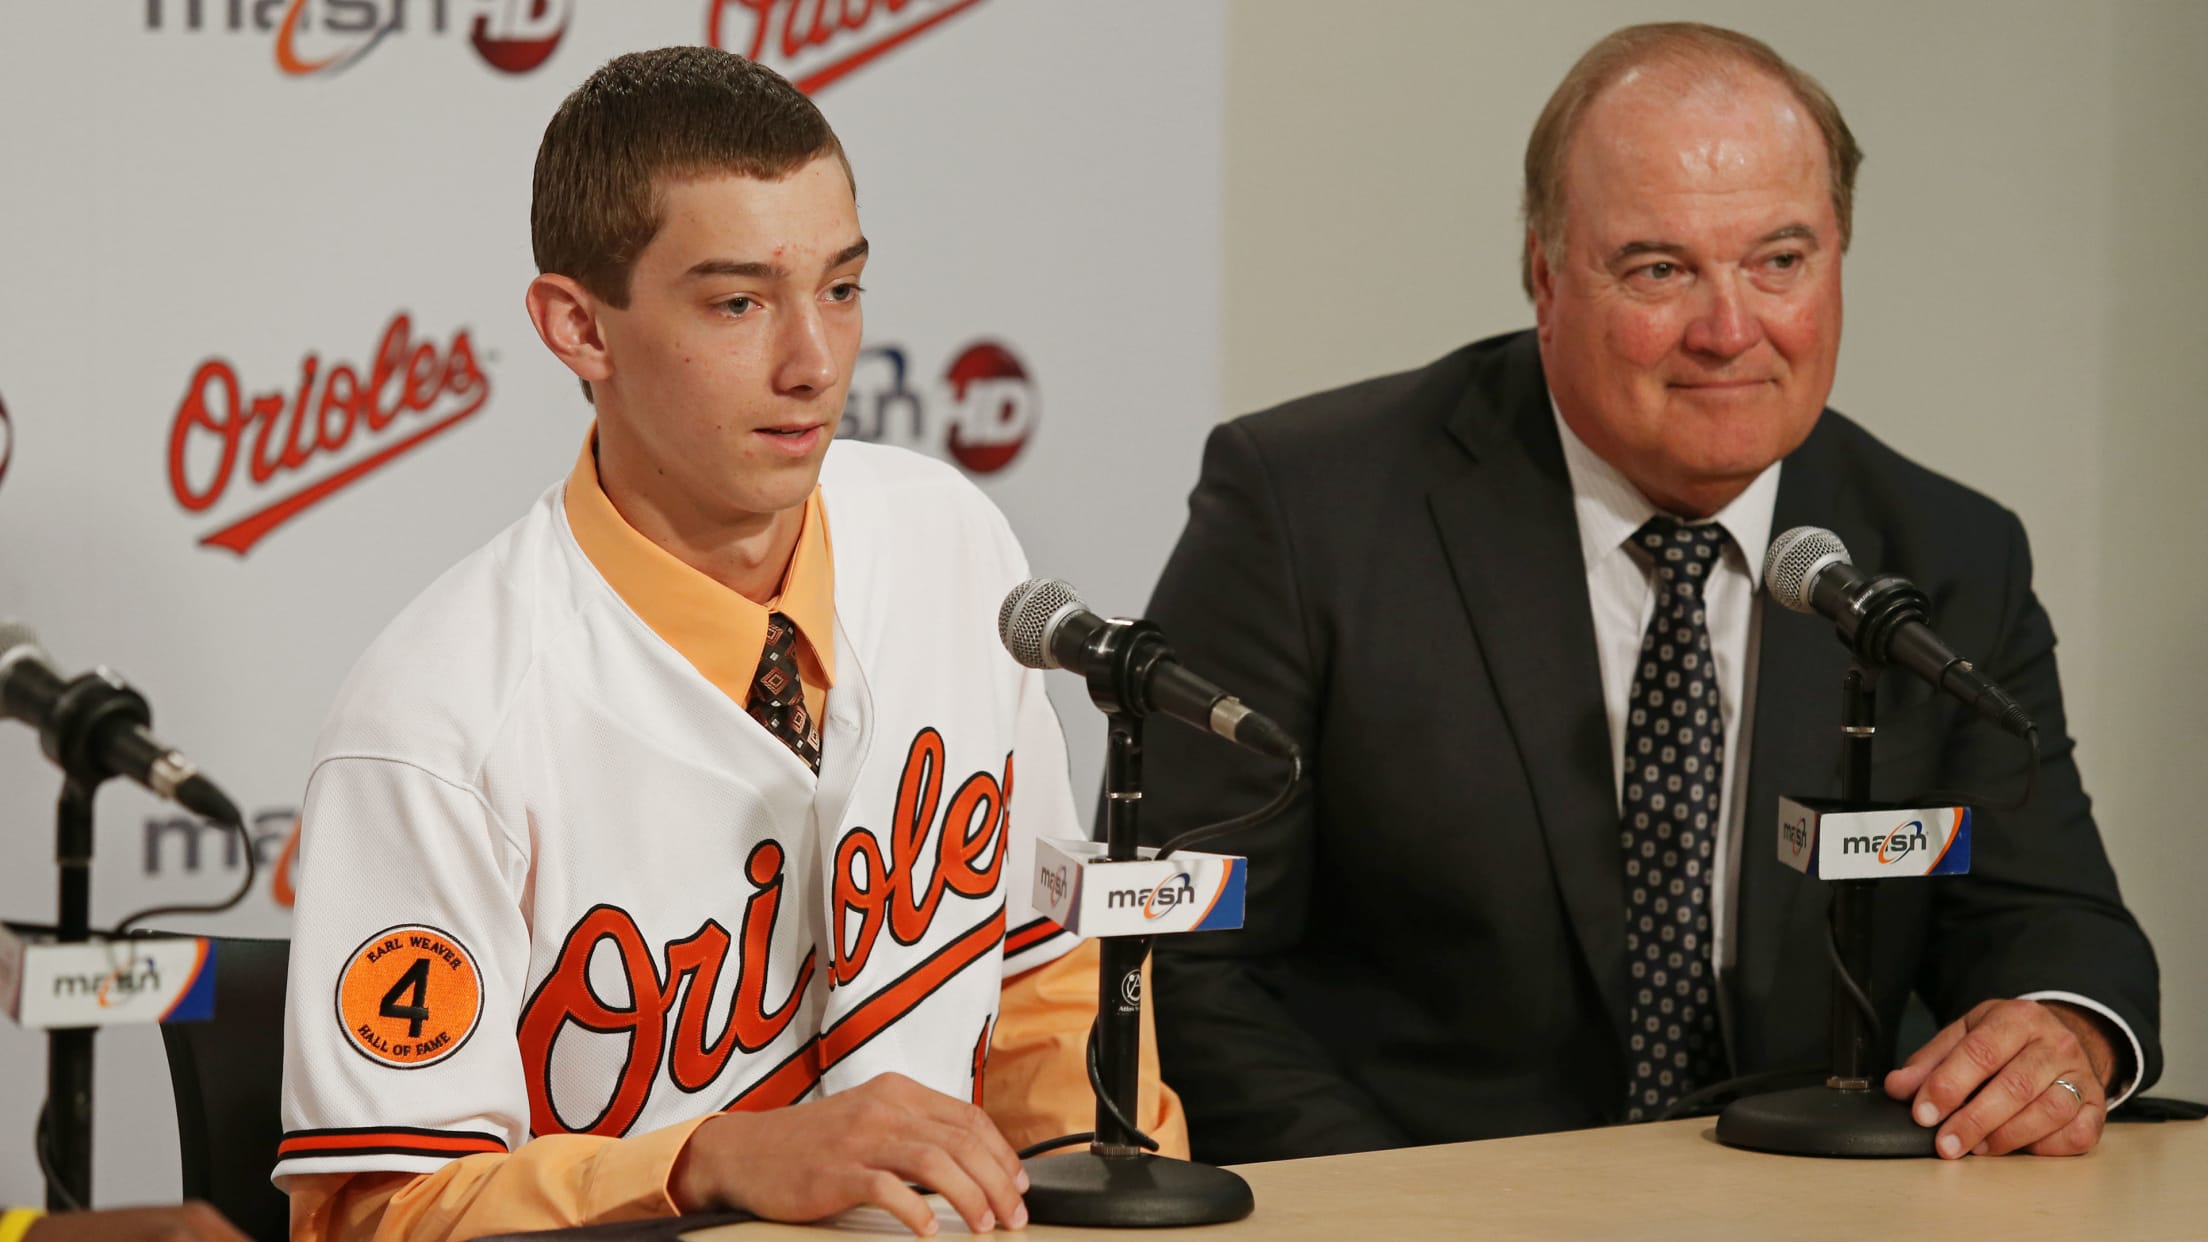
{"left": 749, "top": 612, "right": 821, "bottom": 774}
{"left": 1621, "top": 516, "right": 1729, "bottom": 1120}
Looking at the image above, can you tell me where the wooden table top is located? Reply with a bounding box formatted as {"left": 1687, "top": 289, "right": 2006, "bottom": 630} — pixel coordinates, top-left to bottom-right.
{"left": 687, "top": 1117, "right": 2207, "bottom": 1240}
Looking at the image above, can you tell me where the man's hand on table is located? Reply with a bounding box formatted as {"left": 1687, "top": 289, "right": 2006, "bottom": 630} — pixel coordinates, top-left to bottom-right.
{"left": 1884, "top": 998, "right": 2120, "bottom": 1158}
{"left": 671, "top": 1071, "right": 1031, "bottom": 1236}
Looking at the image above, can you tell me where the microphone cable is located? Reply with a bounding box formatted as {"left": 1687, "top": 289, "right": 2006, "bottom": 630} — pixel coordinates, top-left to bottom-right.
{"left": 1786, "top": 724, "right": 2045, "bottom": 1122}
{"left": 1015, "top": 752, "right": 1304, "bottom": 1161}
{"left": 1155, "top": 752, "right": 1302, "bottom": 861}
{"left": 113, "top": 786, "right": 259, "bottom": 938}
{"left": 1910, "top": 725, "right": 2042, "bottom": 815}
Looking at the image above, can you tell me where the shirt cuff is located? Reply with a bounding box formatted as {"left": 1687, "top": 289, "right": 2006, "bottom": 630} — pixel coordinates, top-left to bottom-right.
{"left": 2019, "top": 990, "right": 2145, "bottom": 1108}
{"left": 617, "top": 1114, "right": 717, "bottom": 1218}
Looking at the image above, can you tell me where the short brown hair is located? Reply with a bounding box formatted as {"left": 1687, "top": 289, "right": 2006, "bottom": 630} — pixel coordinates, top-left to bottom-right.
{"left": 532, "top": 45, "right": 851, "bottom": 310}
{"left": 1520, "top": 22, "right": 1862, "bottom": 297}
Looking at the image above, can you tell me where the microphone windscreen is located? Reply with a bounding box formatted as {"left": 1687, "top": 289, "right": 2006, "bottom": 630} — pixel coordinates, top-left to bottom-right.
{"left": 997, "top": 578, "right": 1086, "bottom": 670}
{"left": 0, "top": 618, "right": 39, "bottom": 657}
{"left": 1764, "top": 526, "right": 1850, "bottom": 614}
{"left": 0, "top": 619, "right": 54, "bottom": 725}
{"left": 0, "top": 619, "right": 48, "bottom": 682}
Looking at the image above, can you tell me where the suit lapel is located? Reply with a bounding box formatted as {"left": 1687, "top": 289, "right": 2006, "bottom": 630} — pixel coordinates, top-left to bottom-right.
{"left": 1734, "top": 417, "right": 1885, "bottom": 1026}
{"left": 1428, "top": 340, "right": 1630, "bottom": 1045}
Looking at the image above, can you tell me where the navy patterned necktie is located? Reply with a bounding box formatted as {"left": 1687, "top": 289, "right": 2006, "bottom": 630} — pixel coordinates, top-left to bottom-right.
{"left": 749, "top": 612, "right": 822, "bottom": 774}
{"left": 1621, "top": 516, "right": 1730, "bottom": 1121}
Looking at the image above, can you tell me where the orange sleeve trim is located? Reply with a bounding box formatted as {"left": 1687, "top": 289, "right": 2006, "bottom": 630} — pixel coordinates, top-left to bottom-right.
{"left": 1005, "top": 915, "right": 1069, "bottom": 958}
{"left": 279, "top": 1127, "right": 507, "bottom": 1160}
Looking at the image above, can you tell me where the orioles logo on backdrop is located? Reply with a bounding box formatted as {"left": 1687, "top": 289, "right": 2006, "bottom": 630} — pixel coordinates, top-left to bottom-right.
{"left": 707, "top": 0, "right": 990, "bottom": 94}
{"left": 839, "top": 340, "right": 1037, "bottom": 477}
{"left": 167, "top": 311, "right": 491, "bottom": 555}
{"left": 513, "top": 728, "right": 1014, "bottom": 1137}
{"left": 144, "top": 0, "right": 572, "bottom": 77}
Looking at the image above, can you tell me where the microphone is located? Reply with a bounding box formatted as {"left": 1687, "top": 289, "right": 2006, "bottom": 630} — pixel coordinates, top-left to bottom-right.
{"left": 1763, "top": 528, "right": 2034, "bottom": 738}
{"left": 0, "top": 620, "right": 240, "bottom": 823}
{"left": 997, "top": 579, "right": 1299, "bottom": 761}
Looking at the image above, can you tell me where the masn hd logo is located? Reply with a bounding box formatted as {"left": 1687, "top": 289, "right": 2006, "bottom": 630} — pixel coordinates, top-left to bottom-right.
{"left": 840, "top": 340, "right": 1036, "bottom": 477}
{"left": 145, "top": 0, "right": 572, "bottom": 77}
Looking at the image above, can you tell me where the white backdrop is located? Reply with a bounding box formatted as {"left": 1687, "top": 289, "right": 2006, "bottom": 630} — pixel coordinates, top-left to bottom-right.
{"left": 0, "top": 0, "right": 1223, "bottom": 1204}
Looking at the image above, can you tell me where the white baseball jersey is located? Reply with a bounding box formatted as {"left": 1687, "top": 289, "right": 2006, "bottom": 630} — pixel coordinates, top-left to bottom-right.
{"left": 276, "top": 441, "right": 1082, "bottom": 1179}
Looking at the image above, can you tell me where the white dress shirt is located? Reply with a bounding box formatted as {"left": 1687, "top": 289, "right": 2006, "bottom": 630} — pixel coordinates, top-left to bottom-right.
{"left": 1550, "top": 405, "right": 2142, "bottom": 1102}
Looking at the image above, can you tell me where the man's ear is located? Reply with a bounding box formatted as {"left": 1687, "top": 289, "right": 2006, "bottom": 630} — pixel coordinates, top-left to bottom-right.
{"left": 525, "top": 273, "right": 614, "bottom": 387}
{"left": 1527, "top": 229, "right": 1557, "bottom": 339}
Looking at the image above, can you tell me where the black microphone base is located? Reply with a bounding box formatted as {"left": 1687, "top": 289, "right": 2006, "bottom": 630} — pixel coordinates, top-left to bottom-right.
{"left": 1022, "top": 1151, "right": 1254, "bottom": 1227}
{"left": 1715, "top": 1084, "right": 1936, "bottom": 1157}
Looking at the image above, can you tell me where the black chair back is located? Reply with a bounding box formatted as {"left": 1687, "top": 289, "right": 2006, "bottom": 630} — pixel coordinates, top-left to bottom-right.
{"left": 157, "top": 934, "right": 292, "bottom": 1242}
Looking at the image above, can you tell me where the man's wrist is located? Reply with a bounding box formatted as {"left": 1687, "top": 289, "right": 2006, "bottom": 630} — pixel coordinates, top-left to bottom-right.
{"left": 670, "top": 1112, "right": 749, "bottom": 1215}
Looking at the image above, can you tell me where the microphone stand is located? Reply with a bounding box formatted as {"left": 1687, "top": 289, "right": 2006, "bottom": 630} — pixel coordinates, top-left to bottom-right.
{"left": 36, "top": 674, "right": 159, "bottom": 1208}
{"left": 1715, "top": 661, "right": 1934, "bottom": 1156}
{"left": 1021, "top": 622, "right": 1254, "bottom": 1225}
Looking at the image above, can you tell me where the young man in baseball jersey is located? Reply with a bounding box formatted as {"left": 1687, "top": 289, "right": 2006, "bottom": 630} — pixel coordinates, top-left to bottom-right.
{"left": 277, "top": 47, "right": 1184, "bottom": 1240}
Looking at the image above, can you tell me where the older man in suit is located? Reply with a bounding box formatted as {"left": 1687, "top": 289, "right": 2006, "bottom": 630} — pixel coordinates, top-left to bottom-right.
{"left": 1137, "top": 22, "right": 2158, "bottom": 1166}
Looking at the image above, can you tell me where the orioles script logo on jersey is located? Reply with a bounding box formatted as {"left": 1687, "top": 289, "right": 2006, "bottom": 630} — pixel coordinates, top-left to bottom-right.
{"left": 336, "top": 924, "right": 484, "bottom": 1068}
{"left": 515, "top": 728, "right": 1012, "bottom": 1137}
{"left": 831, "top": 727, "right": 1011, "bottom": 984}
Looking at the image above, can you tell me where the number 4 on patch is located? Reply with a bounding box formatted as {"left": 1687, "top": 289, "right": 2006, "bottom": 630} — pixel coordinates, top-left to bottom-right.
{"left": 380, "top": 957, "right": 432, "bottom": 1038}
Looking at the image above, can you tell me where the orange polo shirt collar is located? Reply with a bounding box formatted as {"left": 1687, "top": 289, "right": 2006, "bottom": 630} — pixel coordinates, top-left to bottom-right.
{"left": 562, "top": 431, "right": 835, "bottom": 711}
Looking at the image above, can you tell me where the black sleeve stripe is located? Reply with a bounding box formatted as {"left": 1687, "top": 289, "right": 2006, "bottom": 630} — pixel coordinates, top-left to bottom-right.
{"left": 278, "top": 1125, "right": 508, "bottom": 1160}
{"left": 1005, "top": 916, "right": 1071, "bottom": 957}
{"left": 282, "top": 1124, "right": 506, "bottom": 1141}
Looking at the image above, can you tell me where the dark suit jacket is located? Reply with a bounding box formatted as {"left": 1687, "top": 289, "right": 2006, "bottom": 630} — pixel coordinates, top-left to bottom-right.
{"left": 1137, "top": 330, "right": 2161, "bottom": 1165}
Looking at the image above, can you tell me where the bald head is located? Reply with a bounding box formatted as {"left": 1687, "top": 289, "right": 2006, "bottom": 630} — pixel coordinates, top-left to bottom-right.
{"left": 1563, "top": 62, "right": 1832, "bottom": 246}
{"left": 1521, "top": 22, "right": 1861, "bottom": 298}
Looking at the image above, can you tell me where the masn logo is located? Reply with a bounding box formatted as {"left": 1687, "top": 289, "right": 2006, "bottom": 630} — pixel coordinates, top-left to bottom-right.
{"left": 1039, "top": 862, "right": 1067, "bottom": 909}
{"left": 1106, "top": 873, "right": 1195, "bottom": 920}
{"left": 52, "top": 958, "right": 163, "bottom": 1008}
{"left": 1842, "top": 820, "right": 1928, "bottom": 864}
{"left": 144, "top": 808, "right": 303, "bottom": 908}
{"left": 145, "top": 0, "right": 572, "bottom": 77}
